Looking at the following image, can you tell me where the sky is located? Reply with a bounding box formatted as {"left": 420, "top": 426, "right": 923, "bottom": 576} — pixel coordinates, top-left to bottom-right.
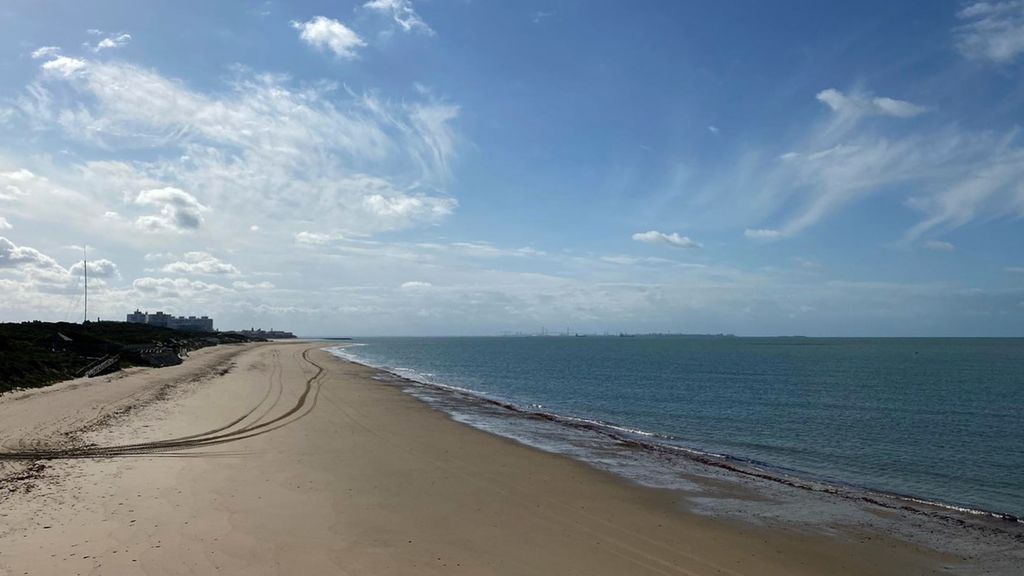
{"left": 0, "top": 0, "right": 1023, "bottom": 336}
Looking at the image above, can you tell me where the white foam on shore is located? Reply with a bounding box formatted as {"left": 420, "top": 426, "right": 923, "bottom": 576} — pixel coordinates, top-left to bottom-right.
{"left": 325, "top": 344, "right": 1024, "bottom": 527}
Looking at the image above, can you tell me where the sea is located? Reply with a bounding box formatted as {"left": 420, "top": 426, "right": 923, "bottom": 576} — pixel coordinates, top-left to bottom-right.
{"left": 327, "top": 336, "right": 1024, "bottom": 523}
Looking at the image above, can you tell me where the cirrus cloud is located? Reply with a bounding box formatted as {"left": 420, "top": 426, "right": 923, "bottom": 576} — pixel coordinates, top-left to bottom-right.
{"left": 18, "top": 55, "right": 462, "bottom": 237}
{"left": 955, "top": 1, "right": 1024, "bottom": 63}
{"left": 925, "top": 240, "right": 955, "bottom": 252}
{"left": 816, "top": 88, "right": 928, "bottom": 120}
{"left": 363, "top": 0, "right": 435, "bottom": 35}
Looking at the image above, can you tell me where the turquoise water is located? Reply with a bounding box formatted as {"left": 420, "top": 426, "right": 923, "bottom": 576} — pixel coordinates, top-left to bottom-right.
{"left": 332, "top": 336, "right": 1024, "bottom": 519}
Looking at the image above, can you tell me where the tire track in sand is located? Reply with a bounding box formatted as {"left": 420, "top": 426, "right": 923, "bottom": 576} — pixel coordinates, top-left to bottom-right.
{"left": 0, "top": 347, "right": 325, "bottom": 462}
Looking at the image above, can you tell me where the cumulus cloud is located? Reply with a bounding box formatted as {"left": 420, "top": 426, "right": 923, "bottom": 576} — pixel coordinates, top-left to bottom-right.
{"left": 363, "top": 0, "right": 434, "bottom": 35}
{"left": 0, "top": 236, "right": 62, "bottom": 270}
{"left": 41, "top": 56, "right": 87, "bottom": 77}
{"left": 134, "top": 187, "right": 206, "bottom": 232}
{"left": 816, "top": 88, "right": 927, "bottom": 120}
{"left": 631, "top": 230, "right": 701, "bottom": 249}
{"left": 401, "top": 280, "right": 432, "bottom": 290}
{"left": 0, "top": 168, "right": 35, "bottom": 182}
{"left": 363, "top": 190, "right": 455, "bottom": 227}
{"left": 161, "top": 252, "right": 239, "bottom": 275}
{"left": 132, "top": 276, "right": 230, "bottom": 298}
{"left": 291, "top": 16, "right": 366, "bottom": 59}
{"left": 0, "top": 169, "right": 33, "bottom": 200}
{"left": 955, "top": 1, "right": 1024, "bottom": 63}
{"left": 925, "top": 240, "right": 955, "bottom": 252}
{"left": 69, "top": 258, "right": 120, "bottom": 278}
{"left": 91, "top": 33, "right": 132, "bottom": 52}
{"left": 0, "top": 216, "right": 10, "bottom": 230}
{"left": 31, "top": 46, "right": 61, "bottom": 59}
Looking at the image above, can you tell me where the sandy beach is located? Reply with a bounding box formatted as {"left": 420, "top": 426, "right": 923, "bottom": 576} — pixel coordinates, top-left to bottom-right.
{"left": 0, "top": 341, "right": 953, "bottom": 575}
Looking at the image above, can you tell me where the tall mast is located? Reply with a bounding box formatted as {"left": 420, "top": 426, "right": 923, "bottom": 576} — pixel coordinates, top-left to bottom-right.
{"left": 83, "top": 245, "right": 88, "bottom": 324}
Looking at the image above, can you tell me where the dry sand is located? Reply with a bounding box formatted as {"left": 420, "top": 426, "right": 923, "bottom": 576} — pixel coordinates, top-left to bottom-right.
{"left": 0, "top": 341, "right": 954, "bottom": 575}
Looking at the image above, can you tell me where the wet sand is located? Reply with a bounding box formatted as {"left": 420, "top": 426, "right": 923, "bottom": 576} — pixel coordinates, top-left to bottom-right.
{"left": 0, "top": 341, "right": 953, "bottom": 575}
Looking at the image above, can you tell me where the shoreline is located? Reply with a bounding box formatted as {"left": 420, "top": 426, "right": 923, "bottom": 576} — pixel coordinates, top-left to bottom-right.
{"left": 326, "top": 344, "right": 1024, "bottom": 570}
{"left": 328, "top": 344, "right": 1024, "bottom": 526}
{"left": 0, "top": 341, "right": 1014, "bottom": 574}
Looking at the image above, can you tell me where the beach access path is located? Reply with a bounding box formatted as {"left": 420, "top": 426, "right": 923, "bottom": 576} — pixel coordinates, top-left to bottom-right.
{"left": 0, "top": 341, "right": 950, "bottom": 575}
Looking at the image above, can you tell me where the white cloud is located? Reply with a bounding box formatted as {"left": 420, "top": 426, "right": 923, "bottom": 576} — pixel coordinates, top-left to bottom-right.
{"left": 955, "top": 1, "right": 1024, "bottom": 63}
{"left": 161, "top": 252, "right": 239, "bottom": 275}
{"left": 19, "top": 58, "right": 460, "bottom": 236}
{"left": 401, "top": 280, "right": 432, "bottom": 290}
{"left": 0, "top": 236, "right": 62, "bottom": 271}
{"left": 708, "top": 125, "right": 720, "bottom": 134}
{"left": 925, "top": 240, "right": 955, "bottom": 252}
{"left": 363, "top": 0, "right": 434, "bottom": 35}
{"left": 795, "top": 257, "right": 822, "bottom": 270}
{"left": 132, "top": 276, "right": 231, "bottom": 298}
{"left": 0, "top": 216, "right": 10, "bottom": 230}
{"left": 631, "top": 230, "right": 701, "bottom": 249}
{"left": 291, "top": 16, "right": 366, "bottom": 59}
{"left": 41, "top": 56, "right": 87, "bottom": 77}
{"left": 134, "top": 187, "right": 207, "bottom": 232}
{"left": 406, "top": 103, "right": 460, "bottom": 180}
{"left": 233, "top": 280, "right": 274, "bottom": 290}
{"left": 816, "top": 88, "right": 927, "bottom": 120}
{"left": 31, "top": 46, "right": 61, "bottom": 60}
{"left": 69, "top": 258, "right": 120, "bottom": 278}
{"left": 744, "top": 228, "right": 785, "bottom": 241}
{"left": 295, "top": 231, "right": 336, "bottom": 245}
{"left": 533, "top": 10, "right": 556, "bottom": 24}
{"left": 739, "top": 88, "right": 1024, "bottom": 239}
{"left": 1, "top": 168, "right": 36, "bottom": 182}
{"left": 92, "top": 33, "right": 132, "bottom": 52}
{"left": 363, "top": 190, "right": 455, "bottom": 226}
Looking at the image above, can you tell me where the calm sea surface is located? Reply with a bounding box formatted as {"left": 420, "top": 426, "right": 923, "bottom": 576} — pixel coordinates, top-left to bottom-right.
{"left": 331, "top": 336, "right": 1024, "bottom": 518}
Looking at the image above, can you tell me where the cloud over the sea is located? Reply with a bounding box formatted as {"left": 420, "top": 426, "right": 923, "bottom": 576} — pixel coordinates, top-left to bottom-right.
{"left": 632, "top": 230, "right": 701, "bottom": 249}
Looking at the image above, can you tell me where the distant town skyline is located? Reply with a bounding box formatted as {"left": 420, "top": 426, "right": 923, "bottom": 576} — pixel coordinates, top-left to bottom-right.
{"left": 1, "top": 1, "right": 1023, "bottom": 336}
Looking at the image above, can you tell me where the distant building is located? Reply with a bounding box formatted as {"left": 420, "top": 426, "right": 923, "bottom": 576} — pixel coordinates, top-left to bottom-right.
{"left": 127, "top": 309, "right": 214, "bottom": 332}
{"left": 229, "top": 327, "right": 296, "bottom": 339}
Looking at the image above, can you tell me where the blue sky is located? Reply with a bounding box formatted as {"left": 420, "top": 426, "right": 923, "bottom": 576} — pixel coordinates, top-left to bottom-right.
{"left": 0, "top": 0, "right": 1022, "bottom": 336}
